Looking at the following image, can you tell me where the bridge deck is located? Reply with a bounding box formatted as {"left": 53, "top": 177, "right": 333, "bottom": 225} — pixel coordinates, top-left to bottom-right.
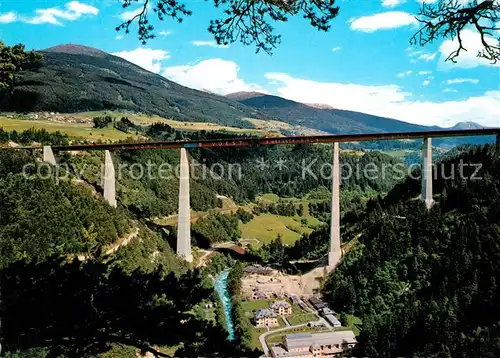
{"left": 6, "top": 128, "right": 500, "bottom": 151}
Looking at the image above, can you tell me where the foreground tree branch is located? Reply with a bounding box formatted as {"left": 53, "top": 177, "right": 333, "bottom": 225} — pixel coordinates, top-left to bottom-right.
{"left": 116, "top": 0, "right": 339, "bottom": 54}
{"left": 411, "top": 0, "right": 500, "bottom": 63}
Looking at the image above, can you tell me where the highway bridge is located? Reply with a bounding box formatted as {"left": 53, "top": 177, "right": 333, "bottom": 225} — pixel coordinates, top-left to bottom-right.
{"left": 12, "top": 127, "right": 500, "bottom": 151}
{"left": 8, "top": 127, "right": 500, "bottom": 267}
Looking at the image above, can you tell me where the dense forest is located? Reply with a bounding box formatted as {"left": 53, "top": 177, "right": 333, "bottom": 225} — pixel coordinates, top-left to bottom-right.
{"left": 322, "top": 145, "right": 500, "bottom": 357}
{"left": 0, "top": 145, "right": 254, "bottom": 357}
{"left": 1, "top": 40, "right": 498, "bottom": 358}
{"left": 2, "top": 125, "right": 498, "bottom": 357}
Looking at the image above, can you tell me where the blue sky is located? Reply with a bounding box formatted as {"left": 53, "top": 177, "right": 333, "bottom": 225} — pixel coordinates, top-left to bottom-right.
{"left": 0, "top": 0, "right": 498, "bottom": 127}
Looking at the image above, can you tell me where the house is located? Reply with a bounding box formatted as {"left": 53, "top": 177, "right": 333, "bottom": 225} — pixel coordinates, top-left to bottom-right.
{"left": 244, "top": 264, "right": 273, "bottom": 275}
{"left": 308, "top": 297, "right": 327, "bottom": 310}
{"left": 289, "top": 295, "right": 300, "bottom": 305}
{"left": 271, "top": 300, "right": 293, "bottom": 316}
{"left": 252, "top": 290, "right": 269, "bottom": 300}
{"left": 324, "top": 314, "right": 341, "bottom": 327}
{"left": 254, "top": 308, "right": 279, "bottom": 328}
{"left": 321, "top": 307, "right": 335, "bottom": 316}
{"left": 270, "top": 331, "right": 357, "bottom": 358}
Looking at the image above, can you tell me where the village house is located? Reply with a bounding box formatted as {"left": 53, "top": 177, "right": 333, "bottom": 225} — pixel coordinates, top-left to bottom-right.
{"left": 270, "top": 300, "right": 293, "bottom": 316}
{"left": 254, "top": 308, "right": 279, "bottom": 328}
{"left": 270, "top": 331, "right": 357, "bottom": 358}
{"left": 252, "top": 290, "right": 269, "bottom": 300}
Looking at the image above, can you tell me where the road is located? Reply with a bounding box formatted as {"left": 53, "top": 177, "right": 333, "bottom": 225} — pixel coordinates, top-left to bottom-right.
{"left": 258, "top": 323, "right": 309, "bottom": 356}
{"left": 258, "top": 312, "right": 331, "bottom": 356}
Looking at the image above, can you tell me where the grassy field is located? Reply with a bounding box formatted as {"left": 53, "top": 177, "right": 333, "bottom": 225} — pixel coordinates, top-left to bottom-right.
{"left": 265, "top": 325, "right": 328, "bottom": 345}
{"left": 287, "top": 312, "right": 318, "bottom": 326}
{"left": 344, "top": 314, "right": 362, "bottom": 336}
{"left": 0, "top": 116, "right": 139, "bottom": 141}
{"left": 256, "top": 193, "right": 280, "bottom": 203}
{"left": 69, "top": 111, "right": 267, "bottom": 135}
{"left": 241, "top": 193, "right": 325, "bottom": 247}
{"left": 240, "top": 213, "right": 314, "bottom": 246}
{"left": 250, "top": 327, "right": 266, "bottom": 351}
{"left": 240, "top": 299, "right": 273, "bottom": 313}
{"left": 245, "top": 118, "right": 293, "bottom": 131}
{"left": 0, "top": 111, "right": 268, "bottom": 142}
{"left": 385, "top": 150, "right": 408, "bottom": 158}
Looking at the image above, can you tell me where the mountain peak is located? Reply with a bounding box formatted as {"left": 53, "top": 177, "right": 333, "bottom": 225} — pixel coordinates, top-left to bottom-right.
{"left": 43, "top": 44, "right": 107, "bottom": 57}
{"left": 306, "top": 103, "right": 336, "bottom": 110}
{"left": 226, "top": 91, "right": 267, "bottom": 101}
{"left": 452, "top": 121, "right": 484, "bottom": 130}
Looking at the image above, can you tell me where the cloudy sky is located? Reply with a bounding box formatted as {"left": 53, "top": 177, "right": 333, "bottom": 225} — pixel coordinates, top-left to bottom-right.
{"left": 1, "top": 0, "right": 499, "bottom": 127}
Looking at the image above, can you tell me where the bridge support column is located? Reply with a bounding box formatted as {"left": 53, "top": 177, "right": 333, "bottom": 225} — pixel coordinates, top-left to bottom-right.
{"left": 421, "top": 138, "right": 433, "bottom": 210}
{"left": 103, "top": 150, "right": 117, "bottom": 208}
{"left": 43, "top": 146, "right": 57, "bottom": 165}
{"left": 177, "top": 148, "right": 193, "bottom": 263}
{"left": 328, "top": 142, "right": 342, "bottom": 270}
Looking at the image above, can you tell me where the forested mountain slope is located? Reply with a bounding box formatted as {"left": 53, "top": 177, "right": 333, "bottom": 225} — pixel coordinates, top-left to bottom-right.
{"left": 322, "top": 145, "right": 500, "bottom": 357}
{"left": 0, "top": 45, "right": 264, "bottom": 128}
{"left": 226, "top": 91, "right": 432, "bottom": 134}
{"left": 0, "top": 143, "right": 251, "bottom": 357}
{"left": 0, "top": 149, "right": 183, "bottom": 274}
{"left": 2, "top": 43, "right": 485, "bottom": 137}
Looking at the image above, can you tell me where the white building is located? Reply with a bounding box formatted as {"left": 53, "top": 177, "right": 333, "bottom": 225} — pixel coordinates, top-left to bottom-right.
{"left": 271, "top": 331, "right": 357, "bottom": 358}
{"left": 254, "top": 308, "right": 279, "bottom": 328}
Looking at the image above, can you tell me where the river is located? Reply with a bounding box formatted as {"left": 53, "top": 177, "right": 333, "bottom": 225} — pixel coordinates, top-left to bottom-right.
{"left": 214, "top": 269, "right": 236, "bottom": 341}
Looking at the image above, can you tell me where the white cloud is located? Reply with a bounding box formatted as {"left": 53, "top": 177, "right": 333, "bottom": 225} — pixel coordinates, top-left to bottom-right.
{"left": 408, "top": 50, "right": 437, "bottom": 62}
{"left": 417, "top": 52, "right": 437, "bottom": 61}
{"left": 163, "top": 59, "right": 264, "bottom": 95}
{"left": 158, "top": 30, "right": 172, "bottom": 36}
{"left": 119, "top": 7, "right": 143, "bottom": 21}
{"left": 26, "top": 1, "right": 98, "bottom": 25}
{"left": 112, "top": 48, "right": 170, "bottom": 73}
{"left": 191, "top": 40, "right": 229, "bottom": 48}
{"left": 439, "top": 29, "right": 500, "bottom": 68}
{"left": 446, "top": 78, "right": 480, "bottom": 85}
{"left": 418, "top": 70, "right": 432, "bottom": 75}
{"left": 382, "top": 0, "right": 406, "bottom": 7}
{"left": 116, "top": 35, "right": 123, "bottom": 40}
{"left": 397, "top": 70, "right": 413, "bottom": 78}
{"left": 422, "top": 80, "right": 430, "bottom": 86}
{"left": 264, "top": 72, "right": 500, "bottom": 127}
{"left": 66, "top": 1, "right": 98, "bottom": 15}
{"left": 350, "top": 12, "right": 417, "bottom": 32}
{"left": 0, "top": 11, "right": 16, "bottom": 23}
{"left": 332, "top": 46, "right": 342, "bottom": 52}
{"left": 416, "top": 0, "right": 437, "bottom": 3}
{"left": 443, "top": 88, "right": 458, "bottom": 93}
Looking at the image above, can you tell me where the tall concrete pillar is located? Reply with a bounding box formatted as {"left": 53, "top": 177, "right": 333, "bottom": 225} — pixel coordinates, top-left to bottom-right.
{"left": 328, "top": 142, "right": 341, "bottom": 269}
{"left": 177, "top": 148, "right": 193, "bottom": 263}
{"left": 103, "top": 150, "right": 117, "bottom": 208}
{"left": 421, "top": 138, "right": 433, "bottom": 210}
{"left": 43, "top": 146, "right": 57, "bottom": 165}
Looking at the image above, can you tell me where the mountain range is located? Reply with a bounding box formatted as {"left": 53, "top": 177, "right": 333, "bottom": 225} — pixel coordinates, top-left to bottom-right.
{"left": 0, "top": 44, "right": 484, "bottom": 135}
{"left": 226, "top": 91, "right": 434, "bottom": 134}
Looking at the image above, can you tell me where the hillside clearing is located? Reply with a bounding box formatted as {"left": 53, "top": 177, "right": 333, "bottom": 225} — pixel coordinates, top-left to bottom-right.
{"left": 0, "top": 116, "right": 138, "bottom": 141}
{"left": 240, "top": 213, "right": 314, "bottom": 246}
{"left": 68, "top": 111, "right": 267, "bottom": 135}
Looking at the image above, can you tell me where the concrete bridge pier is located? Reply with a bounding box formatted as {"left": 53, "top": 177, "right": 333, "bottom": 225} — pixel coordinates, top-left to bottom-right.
{"left": 103, "top": 150, "right": 117, "bottom": 208}
{"left": 421, "top": 138, "right": 433, "bottom": 210}
{"left": 177, "top": 148, "right": 193, "bottom": 263}
{"left": 328, "top": 142, "right": 342, "bottom": 270}
{"left": 43, "top": 146, "right": 57, "bottom": 165}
